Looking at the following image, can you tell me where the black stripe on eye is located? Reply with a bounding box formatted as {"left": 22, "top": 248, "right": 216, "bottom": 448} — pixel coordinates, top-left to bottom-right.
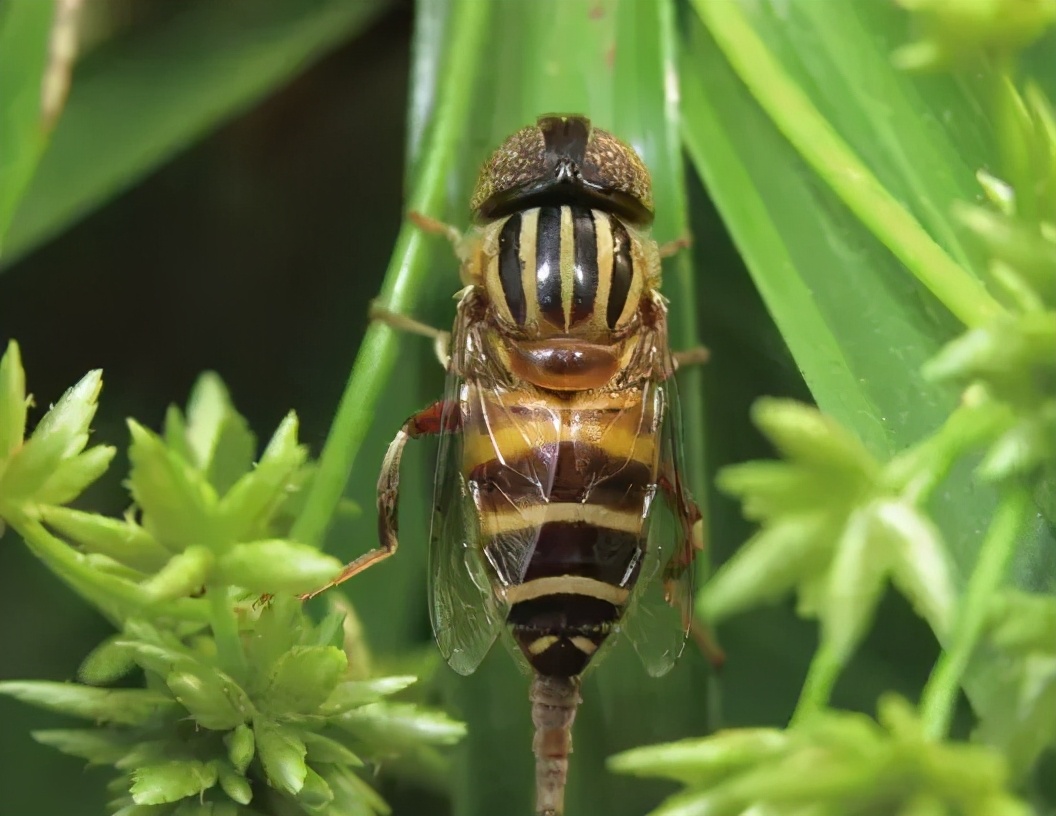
{"left": 498, "top": 214, "right": 525, "bottom": 325}
{"left": 570, "top": 207, "right": 598, "bottom": 325}
{"left": 607, "top": 219, "right": 633, "bottom": 329}
{"left": 535, "top": 206, "right": 564, "bottom": 327}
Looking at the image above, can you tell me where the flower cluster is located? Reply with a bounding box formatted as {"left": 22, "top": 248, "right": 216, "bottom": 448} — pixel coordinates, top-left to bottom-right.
{"left": 0, "top": 343, "right": 463, "bottom": 815}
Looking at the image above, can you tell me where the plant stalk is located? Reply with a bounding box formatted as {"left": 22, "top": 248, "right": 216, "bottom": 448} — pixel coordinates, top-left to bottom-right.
{"left": 289, "top": 0, "right": 492, "bottom": 548}
{"left": 208, "top": 583, "right": 248, "bottom": 679}
{"left": 790, "top": 638, "right": 843, "bottom": 724}
{"left": 918, "top": 488, "right": 1032, "bottom": 740}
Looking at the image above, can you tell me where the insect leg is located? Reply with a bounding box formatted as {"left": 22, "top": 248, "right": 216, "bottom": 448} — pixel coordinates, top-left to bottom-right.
{"left": 657, "top": 234, "right": 693, "bottom": 259}
{"left": 672, "top": 346, "right": 710, "bottom": 370}
{"left": 658, "top": 470, "right": 726, "bottom": 669}
{"left": 300, "top": 400, "right": 460, "bottom": 600}
{"left": 369, "top": 300, "right": 450, "bottom": 369}
{"left": 408, "top": 210, "right": 462, "bottom": 248}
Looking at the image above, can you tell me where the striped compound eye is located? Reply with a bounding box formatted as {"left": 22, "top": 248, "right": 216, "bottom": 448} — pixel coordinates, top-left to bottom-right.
{"left": 487, "top": 206, "right": 642, "bottom": 336}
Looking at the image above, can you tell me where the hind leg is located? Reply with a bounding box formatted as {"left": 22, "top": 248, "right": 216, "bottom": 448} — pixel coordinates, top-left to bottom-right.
{"left": 300, "top": 400, "right": 459, "bottom": 600}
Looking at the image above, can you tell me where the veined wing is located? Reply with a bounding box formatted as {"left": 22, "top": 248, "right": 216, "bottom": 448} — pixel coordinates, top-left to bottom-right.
{"left": 427, "top": 367, "right": 506, "bottom": 676}
{"left": 620, "top": 374, "right": 697, "bottom": 677}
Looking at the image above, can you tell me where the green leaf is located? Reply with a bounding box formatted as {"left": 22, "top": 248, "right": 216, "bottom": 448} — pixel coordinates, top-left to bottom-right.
{"left": 225, "top": 724, "right": 255, "bottom": 775}
{"left": 328, "top": 765, "right": 391, "bottom": 816}
{"left": 217, "top": 412, "right": 307, "bottom": 539}
{"left": 127, "top": 420, "right": 217, "bottom": 550}
{"left": 822, "top": 505, "right": 892, "bottom": 666}
{"left": 130, "top": 760, "right": 218, "bottom": 806}
{"left": 166, "top": 661, "right": 253, "bottom": 730}
{"left": 697, "top": 516, "right": 831, "bottom": 623}
{"left": 34, "top": 444, "right": 116, "bottom": 505}
{"left": 180, "top": 373, "right": 256, "bottom": 495}
{"left": 609, "top": 730, "right": 790, "bottom": 786}
{"left": 260, "top": 645, "right": 348, "bottom": 716}
{"left": 339, "top": 703, "right": 466, "bottom": 753}
{"left": 681, "top": 0, "right": 1056, "bottom": 737}
{"left": 320, "top": 676, "right": 418, "bottom": 716}
{"left": 0, "top": 681, "right": 173, "bottom": 725}
{"left": 1, "top": 0, "right": 393, "bottom": 266}
{"left": 298, "top": 766, "right": 335, "bottom": 810}
{"left": 751, "top": 399, "right": 880, "bottom": 481}
{"left": 212, "top": 539, "right": 342, "bottom": 595}
{"left": 0, "top": 340, "right": 26, "bottom": 459}
{"left": 78, "top": 634, "right": 138, "bottom": 686}
{"left": 32, "top": 728, "right": 136, "bottom": 765}
{"left": 254, "top": 719, "right": 308, "bottom": 796}
{"left": 0, "top": 369, "right": 102, "bottom": 505}
{"left": 140, "top": 545, "right": 215, "bottom": 603}
{"left": 0, "top": 0, "right": 54, "bottom": 251}
{"left": 39, "top": 505, "right": 172, "bottom": 573}
{"left": 893, "top": 0, "right": 1056, "bottom": 70}
{"left": 301, "top": 731, "right": 364, "bottom": 767}
{"left": 217, "top": 767, "right": 252, "bottom": 806}
{"left": 876, "top": 501, "right": 955, "bottom": 637}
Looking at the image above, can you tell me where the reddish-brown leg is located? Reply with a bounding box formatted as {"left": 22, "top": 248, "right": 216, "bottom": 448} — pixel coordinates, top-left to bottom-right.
{"left": 658, "top": 471, "right": 725, "bottom": 670}
{"left": 300, "top": 400, "right": 460, "bottom": 600}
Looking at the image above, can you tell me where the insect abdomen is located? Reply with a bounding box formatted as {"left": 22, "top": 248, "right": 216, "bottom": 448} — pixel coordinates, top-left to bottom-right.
{"left": 463, "top": 384, "right": 659, "bottom": 677}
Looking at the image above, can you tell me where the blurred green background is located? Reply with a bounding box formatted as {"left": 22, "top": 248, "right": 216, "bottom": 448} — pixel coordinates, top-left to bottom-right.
{"left": 2, "top": 0, "right": 1044, "bottom": 814}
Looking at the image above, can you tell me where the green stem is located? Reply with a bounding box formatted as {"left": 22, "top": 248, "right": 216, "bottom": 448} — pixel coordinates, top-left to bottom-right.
{"left": 659, "top": 0, "right": 708, "bottom": 534}
{"left": 691, "top": 0, "right": 1004, "bottom": 329}
{"left": 791, "top": 639, "right": 843, "bottom": 724}
{"left": 918, "top": 488, "right": 1031, "bottom": 740}
{"left": 208, "top": 583, "right": 248, "bottom": 679}
{"left": 290, "top": 0, "right": 492, "bottom": 547}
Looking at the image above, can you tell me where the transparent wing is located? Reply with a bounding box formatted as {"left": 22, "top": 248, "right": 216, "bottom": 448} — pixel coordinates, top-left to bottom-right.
{"left": 621, "top": 375, "right": 696, "bottom": 677}
{"left": 427, "top": 370, "right": 507, "bottom": 676}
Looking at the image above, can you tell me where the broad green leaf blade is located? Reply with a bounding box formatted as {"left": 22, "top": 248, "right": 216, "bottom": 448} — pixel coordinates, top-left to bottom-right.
{"left": 422, "top": 3, "right": 719, "bottom": 816}
{"left": 681, "top": 0, "right": 1056, "bottom": 741}
{"left": 2, "top": 0, "right": 391, "bottom": 266}
{"left": 0, "top": 0, "right": 54, "bottom": 253}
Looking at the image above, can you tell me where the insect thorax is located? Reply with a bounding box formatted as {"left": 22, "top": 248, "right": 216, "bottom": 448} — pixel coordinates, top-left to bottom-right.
{"left": 461, "top": 205, "right": 661, "bottom": 392}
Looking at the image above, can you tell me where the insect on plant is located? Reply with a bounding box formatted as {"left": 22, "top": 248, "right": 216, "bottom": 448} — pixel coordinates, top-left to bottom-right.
{"left": 303, "top": 115, "right": 714, "bottom": 816}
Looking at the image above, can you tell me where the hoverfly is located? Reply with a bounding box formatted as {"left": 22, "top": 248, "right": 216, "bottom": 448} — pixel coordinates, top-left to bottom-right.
{"left": 308, "top": 115, "right": 711, "bottom": 816}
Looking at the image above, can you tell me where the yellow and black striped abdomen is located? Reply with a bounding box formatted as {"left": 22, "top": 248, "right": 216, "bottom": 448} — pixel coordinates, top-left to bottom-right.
{"left": 485, "top": 206, "right": 646, "bottom": 338}
{"left": 462, "top": 382, "right": 660, "bottom": 677}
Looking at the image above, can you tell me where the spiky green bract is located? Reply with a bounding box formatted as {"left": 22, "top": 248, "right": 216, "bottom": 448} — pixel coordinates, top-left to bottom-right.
{"left": 0, "top": 365, "right": 463, "bottom": 814}
{"left": 0, "top": 340, "right": 114, "bottom": 517}
{"left": 0, "top": 596, "right": 463, "bottom": 816}
{"left": 923, "top": 87, "right": 1056, "bottom": 486}
{"left": 701, "top": 400, "right": 955, "bottom": 676}
{"left": 893, "top": 0, "right": 1056, "bottom": 70}
{"left": 975, "top": 591, "right": 1056, "bottom": 777}
{"left": 610, "top": 695, "right": 1030, "bottom": 816}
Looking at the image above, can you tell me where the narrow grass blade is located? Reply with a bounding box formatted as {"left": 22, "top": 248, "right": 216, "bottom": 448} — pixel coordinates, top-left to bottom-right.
{"left": 2, "top": 0, "right": 390, "bottom": 266}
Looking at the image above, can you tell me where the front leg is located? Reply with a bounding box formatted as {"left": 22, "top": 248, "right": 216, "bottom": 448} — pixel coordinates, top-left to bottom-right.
{"left": 300, "top": 400, "right": 460, "bottom": 600}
